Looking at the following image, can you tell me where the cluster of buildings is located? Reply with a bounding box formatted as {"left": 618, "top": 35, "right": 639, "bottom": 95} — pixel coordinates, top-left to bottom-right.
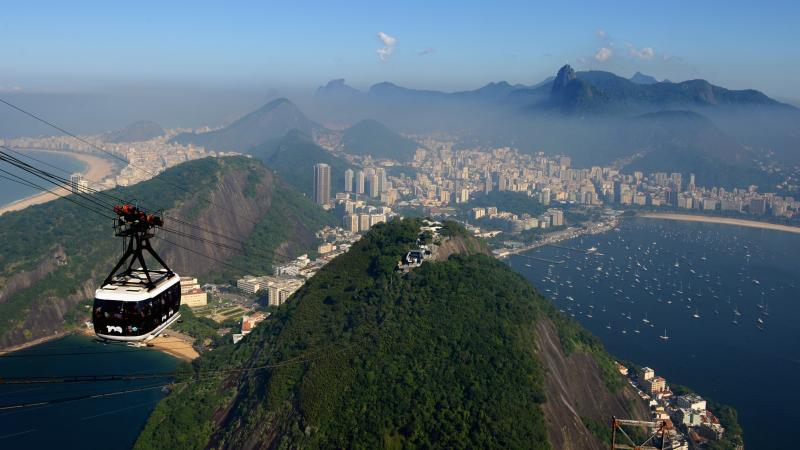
{"left": 337, "top": 199, "right": 393, "bottom": 233}
{"left": 470, "top": 206, "right": 564, "bottom": 233}
{"left": 612, "top": 172, "right": 798, "bottom": 218}
{"left": 234, "top": 227, "right": 360, "bottom": 316}
{"left": 236, "top": 273, "right": 304, "bottom": 307}
{"left": 620, "top": 363, "right": 729, "bottom": 448}
{"left": 313, "top": 163, "right": 400, "bottom": 206}
{"left": 5, "top": 132, "right": 240, "bottom": 189}
{"left": 320, "top": 137, "right": 795, "bottom": 225}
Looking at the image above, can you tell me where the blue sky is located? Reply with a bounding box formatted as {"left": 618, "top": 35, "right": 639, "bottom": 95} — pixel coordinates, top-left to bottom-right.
{"left": 2, "top": 0, "right": 799, "bottom": 99}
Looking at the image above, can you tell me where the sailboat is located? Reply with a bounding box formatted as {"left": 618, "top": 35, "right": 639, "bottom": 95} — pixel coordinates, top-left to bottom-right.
{"left": 642, "top": 313, "right": 650, "bottom": 324}
{"left": 692, "top": 309, "right": 701, "bottom": 319}
{"left": 659, "top": 329, "right": 669, "bottom": 340}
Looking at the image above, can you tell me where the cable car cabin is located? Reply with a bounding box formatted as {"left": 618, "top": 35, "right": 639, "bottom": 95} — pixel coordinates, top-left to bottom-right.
{"left": 93, "top": 271, "right": 181, "bottom": 341}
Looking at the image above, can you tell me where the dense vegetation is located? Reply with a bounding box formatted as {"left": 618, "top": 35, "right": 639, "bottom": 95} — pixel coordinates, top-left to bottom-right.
{"left": 136, "top": 219, "right": 565, "bottom": 449}
{"left": 0, "top": 156, "right": 331, "bottom": 346}
{"left": 248, "top": 130, "right": 354, "bottom": 198}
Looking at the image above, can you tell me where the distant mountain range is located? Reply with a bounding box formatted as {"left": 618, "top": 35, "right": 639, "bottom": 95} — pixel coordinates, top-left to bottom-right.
{"left": 103, "top": 120, "right": 165, "bottom": 143}
{"left": 315, "top": 66, "right": 794, "bottom": 116}
{"left": 310, "top": 65, "right": 800, "bottom": 182}
{"left": 159, "top": 65, "right": 799, "bottom": 188}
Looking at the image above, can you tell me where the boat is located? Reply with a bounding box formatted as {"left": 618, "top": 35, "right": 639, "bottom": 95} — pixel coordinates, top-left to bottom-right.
{"left": 692, "top": 309, "right": 701, "bottom": 319}
{"left": 659, "top": 329, "right": 669, "bottom": 340}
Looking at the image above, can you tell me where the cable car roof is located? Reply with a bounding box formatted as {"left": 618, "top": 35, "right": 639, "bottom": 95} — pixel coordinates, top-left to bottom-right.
{"left": 95, "top": 273, "right": 180, "bottom": 302}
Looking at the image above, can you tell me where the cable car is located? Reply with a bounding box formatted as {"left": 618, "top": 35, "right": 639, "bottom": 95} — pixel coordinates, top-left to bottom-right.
{"left": 93, "top": 205, "right": 181, "bottom": 341}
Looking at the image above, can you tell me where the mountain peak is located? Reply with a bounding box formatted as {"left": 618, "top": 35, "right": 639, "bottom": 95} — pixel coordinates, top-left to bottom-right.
{"left": 103, "top": 120, "right": 165, "bottom": 143}
{"left": 317, "top": 79, "right": 361, "bottom": 95}
{"left": 551, "top": 64, "right": 577, "bottom": 92}
{"left": 630, "top": 71, "right": 658, "bottom": 85}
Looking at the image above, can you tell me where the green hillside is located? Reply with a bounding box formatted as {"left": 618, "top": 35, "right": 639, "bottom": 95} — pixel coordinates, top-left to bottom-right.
{"left": 0, "top": 156, "right": 333, "bottom": 349}
{"left": 342, "top": 119, "right": 420, "bottom": 161}
{"left": 135, "top": 219, "right": 640, "bottom": 450}
{"left": 248, "top": 130, "right": 354, "bottom": 197}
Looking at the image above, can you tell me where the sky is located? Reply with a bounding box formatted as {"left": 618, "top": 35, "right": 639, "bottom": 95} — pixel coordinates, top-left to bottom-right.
{"left": 1, "top": 0, "right": 799, "bottom": 100}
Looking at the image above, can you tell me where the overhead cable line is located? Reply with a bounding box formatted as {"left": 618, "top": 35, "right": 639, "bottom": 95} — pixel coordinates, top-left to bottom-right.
{"left": 0, "top": 97, "right": 265, "bottom": 226}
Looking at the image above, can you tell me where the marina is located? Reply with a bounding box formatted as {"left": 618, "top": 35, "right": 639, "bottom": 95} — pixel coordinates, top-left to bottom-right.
{"left": 508, "top": 217, "right": 800, "bottom": 450}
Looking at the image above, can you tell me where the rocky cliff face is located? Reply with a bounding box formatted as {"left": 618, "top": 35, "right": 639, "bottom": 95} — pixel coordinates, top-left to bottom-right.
{"left": 535, "top": 319, "right": 650, "bottom": 449}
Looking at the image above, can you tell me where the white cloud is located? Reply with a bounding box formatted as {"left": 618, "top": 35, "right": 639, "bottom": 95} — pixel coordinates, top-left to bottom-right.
{"left": 594, "top": 47, "right": 613, "bottom": 62}
{"left": 627, "top": 44, "right": 655, "bottom": 60}
{"left": 595, "top": 28, "right": 607, "bottom": 40}
{"left": 0, "top": 85, "right": 22, "bottom": 92}
{"left": 376, "top": 32, "right": 397, "bottom": 62}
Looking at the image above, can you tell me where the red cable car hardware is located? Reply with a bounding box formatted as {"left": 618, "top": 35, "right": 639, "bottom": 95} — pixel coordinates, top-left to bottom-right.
{"left": 92, "top": 204, "right": 181, "bottom": 342}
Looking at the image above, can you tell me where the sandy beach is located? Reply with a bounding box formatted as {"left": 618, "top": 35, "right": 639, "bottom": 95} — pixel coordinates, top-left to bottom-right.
{"left": 638, "top": 212, "right": 800, "bottom": 234}
{"left": 147, "top": 331, "right": 200, "bottom": 361}
{"left": 0, "top": 149, "right": 115, "bottom": 216}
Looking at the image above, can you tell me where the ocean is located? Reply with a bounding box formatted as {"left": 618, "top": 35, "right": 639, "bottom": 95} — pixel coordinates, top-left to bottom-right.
{"left": 507, "top": 217, "right": 800, "bottom": 450}
{"left": 0, "top": 150, "right": 86, "bottom": 208}
{"left": 0, "top": 335, "right": 180, "bottom": 449}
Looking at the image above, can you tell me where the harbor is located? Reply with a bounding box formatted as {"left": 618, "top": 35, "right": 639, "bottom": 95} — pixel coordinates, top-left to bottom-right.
{"left": 507, "top": 217, "right": 800, "bottom": 450}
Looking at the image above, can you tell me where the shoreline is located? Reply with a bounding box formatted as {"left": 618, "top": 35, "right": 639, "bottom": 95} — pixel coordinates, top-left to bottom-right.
{"left": 0, "top": 149, "right": 116, "bottom": 216}
{"left": 0, "top": 330, "right": 74, "bottom": 355}
{"left": 1, "top": 327, "right": 199, "bottom": 362}
{"left": 637, "top": 212, "right": 800, "bottom": 234}
{"left": 494, "top": 220, "right": 618, "bottom": 259}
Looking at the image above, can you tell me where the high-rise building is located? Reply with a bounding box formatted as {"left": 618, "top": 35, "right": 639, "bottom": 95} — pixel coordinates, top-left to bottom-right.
{"left": 369, "top": 173, "right": 380, "bottom": 197}
{"left": 497, "top": 174, "right": 508, "bottom": 191}
{"left": 314, "top": 163, "right": 331, "bottom": 205}
{"left": 377, "top": 168, "right": 387, "bottom": 192}
{"left": 343, "top": 214, "right": 359, "bottom": 232}
{"left": 484, "top": 171, "right": 492, "bottom": 194}
{"left": 70, "top": 173, "right": 90, "bottom": 193}
{"left": 355, "top": 170, "right": 365, "bottom": 194}
{"left": 344, "top": 169, "right": 354, "bottom": 193}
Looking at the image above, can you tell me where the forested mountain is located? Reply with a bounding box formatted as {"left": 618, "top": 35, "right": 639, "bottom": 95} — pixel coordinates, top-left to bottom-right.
{"left": 248, "top": 130, "right": 354, "bottom": 197}
{"left": 0, "top": 156, "right": 333, "bottom": 349}
{"left": 103, "top": 120, "right": 166, "bottom": 143}
{"left": 171, "top": 98, "right": 320, "bottom": 152}
{"left": 341, "top": 119, "right": 419, "bottom": 161}
{"left": 135, "top": 219, "right": 649, "bottom": 450}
